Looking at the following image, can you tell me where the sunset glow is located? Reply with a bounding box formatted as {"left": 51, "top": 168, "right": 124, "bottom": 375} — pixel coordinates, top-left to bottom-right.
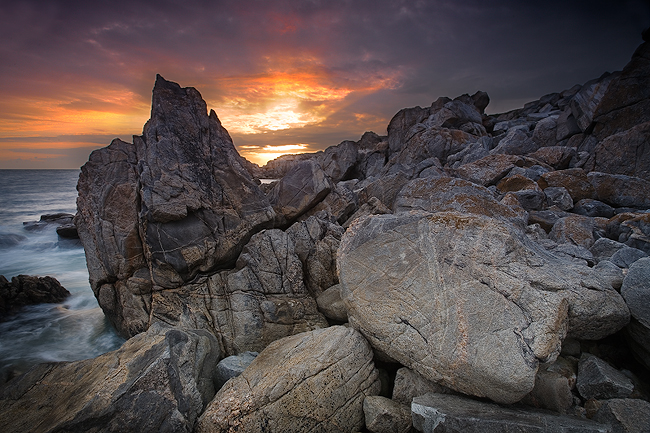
{"left": 238, "top": 144, "right": 310, "bottom": 166}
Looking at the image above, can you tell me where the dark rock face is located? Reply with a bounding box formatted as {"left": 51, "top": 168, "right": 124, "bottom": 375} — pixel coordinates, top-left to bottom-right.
{"left": 0, "top": 275, "right": 70, "bottom": 318}
{"left": 75, "top": 76, "right": 276, "bottom": 337}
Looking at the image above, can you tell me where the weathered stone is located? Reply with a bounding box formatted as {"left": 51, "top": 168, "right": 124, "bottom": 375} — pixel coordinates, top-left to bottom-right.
{"left": 570, "top": 73, "right": 618, "bottom": 132}
{"left": 446, "top": 136, "right": 491, "bottom": 168}
{"left": 497, "top": 174, "right": 541, "bottom": 193}
{"left": 269, "top": 159, "right": 332, "bottom": 226}
{"left": 260, "top": 152, "right": 315, "bottom": 179}
{"left": 411, "top": 393, "right": 611, "bottom": 433}
{"left": 343, "top": 197, "right": 392, "bottom": 229}
{"left": 76, "top": 77, "right": 277, "bottom": 337}
{"left": 577, "top": 354, "right": 634, "bottom": 400}
{"left": 0, "top": 325, "right": 220, "bottom": 433}
{"left": 587, "top": 122, "right": 650, "bottom": 182}
{"left": 549, "top": 215, "right": 596, "bottom": 249}
{"left": 55, "top": 223, "right": 79, "bottom": 239}
{"left": 0, "top": 275, "right": 70, "bottom": 318}
{"left": 543, "top": 242, "right": 595, "bottom": 267}
{"left": 316, "top": 284, "right": 348, "bottom": 323}
{"left": 529, "top": 146, "right": 576, "bottom": 170}
{"left": 490, "top": 127, "right": 538, "bottom": 155}
{"left": 590, "top": 238, "right": 630, "bottom": 263}
{"left": 363, "top": 396, "right": 412, "bottom": 433}
{"left": 529, "top": 209, "right": 572, "bottom": 232}
{"left": 574, "top": 199, "right": 616, "bottom": 218}
{"left": 301, "top": 181, "right": 358, "bottom": 225}
{"left": 454, "top": 154, "right": 527, "bottom": 186}
{"left": 621, "top": 257, "right": 650, "bottom": 329}
{"left": 521, "top": 366, "right": 573, "bottom": 414}
{"left": 195, "top": 326, "right": 381, "bottom": 433}
{"left": 338, "top": 211, "right": 628, "bottom": 404}
{"left": 538, "top": 168, "right": 597, "bottom": 202}
{"left": 394, "top": 177, "right": 526, "bottom": 226}
{"left": 594, "top": 261, "right": 624, "bottom": 290}
{"left": 610, "top": 246, "right": 648, "bottom": 268}
{"left": 509, "top": 189, "right": 546, "bottom": 211}
{"left": 593, "top": 398, "right": 650, "bottom": 433}
{"left": 531, "top": 116, "right": 558, "bottom": 148}
{"left": 545, "top": 187, "right": 574, "bottom": 211}
{"left": 392, "top": 368, "right": 454, "bottom": 406}
{"left": 319, "top": 140, "right": 359, "bottom": 183}
{"left": 215, "top": 351, "right": 258, "bottom": 390}
{"left": 358, "top": 173, "right": 411, "bottom": 210}
{"left": 588, "top": 172, "right": 650, "bottom": 209}
{"left": 387, "top": 106, "right": 431, "bottom": 155}
{"left": 556, "top": 108, "right": 582, "bottom": 141}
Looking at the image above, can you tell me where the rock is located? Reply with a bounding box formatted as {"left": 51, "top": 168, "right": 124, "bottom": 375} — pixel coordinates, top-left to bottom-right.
{"left": 338, "top": 211, "right": 628, "bottom": 404}
{"left": 453, "top": 154, "right": 527, "bottom": 186}
{"left": 508, "top": 189, "right": 546, "bottom": 212}
{"left": 261, "top": 152, "right": 316, "bottom": 179}
{"left": 543, "top": 242, "right": 595, "bottom": 267}
{"left": 610, "top": 247, "right": 647, "bottom": 268}
{"left": 411, "top": 393, "right": 612, "bottom": 433}
{"left": 490, "top": 126, "right": 538, "bottom": 155}
{"left": 529, "top": 209, "right": 572, "bottom": 232}
{"left": 195, "top": 326, "right": 381, "bottom": 433}
{"left": 0, "top": 325, "right": 221, "bottom": 433}
{"left": 446, "top": 136, "right": 491, "bottom": 168}
{"left": 387, "top": 106, "right": 431, "bottom": 155}
{"left": 574, "top": 199, "right": 616, "bottom": 218}
{"left": 531, "top": 116, "right": 558, "bottom": 148}
{"left": 594, "top": 261, "right": 624, "bottom": 290}
{"left": 621, "top": 257, "right": 650, "bottom": 328}
{"left": 316, "top": 284, "right": 348, "bottom": 323}
{"left": 319, "top": 140, "right": 359, "bottom": 182}
{"left": 287, "top": 215, "right": 344, "bottom": 297}
{"left": 593, "top": 398, "right": 650, "bottom": 433}
{"left": 577, "top": 354, "right": 634, "bottom": 400}
{"left": 363, "top": 396, "right": 412, "bottom": 433}
{"left": 394, "top": 177, "right": 527, "bottom": 226}
{"left": 215, "top": 351, "right": 258, "bottom": 390}
{"left": 343, "top": 197, "right": 392, "bottom": 229}
{"left": 0, "top": 275, "right": 70, "bottom": 318}
{"left": 545, "top": 187, "right": 574, "bottom": 211}
{"left": 549, "top": 215, "right": 596, "bottom": 249}
{"left": 592, "top": 41, "right": 650, "bottom": 140}
{"left": 538, "top": 168, "right": 597, "bottom": 202}
{"left": 358, "top": 173, "right": 411, "bottom": 210}
{"left": 496, "top": 173, "right": 541, "bottom": 193}
{"left": 587, "top": 122, "right": 650, "bottom": 182}
{"left": 570, "top": 73, "right": 618, "bottom": 132}
{"left": 301, "top": 181, "right": 358, "bottom": 225}
{"left": 392, "top": 368, "right": 454, "bottom": 406}
{"left": 590, "top": 238, "right": 630, "bottom": 263}
{"left": 529, "top": 146, "right": 576, "bottom": 170}
{"left": 269, "top": 159, "right": 332, "bottom": 226}
{"left": 55, "top": 223, "right": 79, "bottom": 239}
{"left": 588, "top": 172, "right": 650, "bottom": 209}
{"left": 556, "top": 108, "right": 582, "bottom": 141}
{"left": 75, "top": 77, "right": 276, "bottom": 337}
{"left": 521, "top": 366, "right": 573, "bottom": 414}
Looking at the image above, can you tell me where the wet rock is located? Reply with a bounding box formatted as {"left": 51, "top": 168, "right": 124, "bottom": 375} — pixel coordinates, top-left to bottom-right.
{"left": 363, "top": 396, "right": 412, "bottom": 433}
{"left": 55, "top": 223, "right": 78, "bottom": 239}
{"left": 0, "top": 275, "right": 70, "bottom": 318}
{"left": 0, "top": 325, "right": 220, "bottom": 433}
{"left": 195, "top": 326, "right": 381, "bottom": 433}
{"left": 338, "top": 211, "right": 628, "bottom": 404}
{"left": 0, "top": 233, "right": 25, "bottom": 248}
{"left": 593, "top": 398, "right": 650, "bottom": 433}
{"left": 577, "top": 354, "right": 634, "bottom": 400}
{"left": 215, "top": 351, "right": 258, "bottom": 390}
{"left": 411, "top": 393, "right": 611, "bottom": 433}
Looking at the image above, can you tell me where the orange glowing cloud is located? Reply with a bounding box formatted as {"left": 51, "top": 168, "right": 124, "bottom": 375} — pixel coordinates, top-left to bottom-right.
{"left": 238, "top": 144, "right": 311, "bottom": 166}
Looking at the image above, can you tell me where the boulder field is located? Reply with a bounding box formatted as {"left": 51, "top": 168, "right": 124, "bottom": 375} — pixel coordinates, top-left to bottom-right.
{"left": 2, "top": 37, "right": 650, "bottom": 432}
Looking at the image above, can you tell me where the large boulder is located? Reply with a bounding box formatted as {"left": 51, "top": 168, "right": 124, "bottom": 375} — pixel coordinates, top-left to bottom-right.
{"left": 586, "top": 122, "right": 650, "bottom": 182}
{"left": 588, "top": 172, "right": 650, "bottom": 209}
{"left": 318, "top": 140, "right": 359, "bottom": 182}
{"left": 0, "top": 325, "right": 220, "bottom": 433}
{"left": 621, "top": 257, "right": 650, "bottom": 369}
{"left": 76, "top": 76, "right": 276, "bottom": 337}
{"left": 195, "top": 326, "right": 381, "bottom": 433}
{"left": 338, "top": 211, "right": 629, "bottom": 404}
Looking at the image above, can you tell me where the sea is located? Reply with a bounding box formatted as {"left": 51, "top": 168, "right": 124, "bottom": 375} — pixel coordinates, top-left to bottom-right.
{"left": 0, "top": 169, "right": 125, "bottom": 382}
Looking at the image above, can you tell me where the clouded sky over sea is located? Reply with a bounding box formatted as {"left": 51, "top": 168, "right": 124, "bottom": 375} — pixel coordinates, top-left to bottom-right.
{"left": 1, "top": 0, "right": 648, "bottom": 168}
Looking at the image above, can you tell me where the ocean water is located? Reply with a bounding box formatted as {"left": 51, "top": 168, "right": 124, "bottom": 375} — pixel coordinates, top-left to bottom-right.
{"left": 0, "top": 169, "right": 125, "bottom": 382}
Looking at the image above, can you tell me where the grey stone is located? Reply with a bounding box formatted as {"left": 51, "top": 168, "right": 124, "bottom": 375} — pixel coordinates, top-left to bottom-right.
{"left": 549, "top": 215, "right": 596, "bottom": 249}
{"left": 538, "top": 168, "right": 597, "bottom": 202}
{"left": 338, "top": 211, "right": 628, "bottom": 404}
{"left": 319, "top": 140, "right": 359, "bottom": 183}
{"left": 411, "top": 393, "right": 611, "bottom": 433}
{"left": 363, "top": 396, "right": 412, "bottom": 433}
{"left": 358, "top": 173, "right": 411, "bottom": 210}
{"left": 574, "top": 199, "right": 616, "bottom": 218}
{"left": 590, "top": 238, "right": 629, "bottom": 264}
{"left": 529, "top": 146, "right": 577, "bottom": 170}
{"left": 316, "top": 284, "right": 348, "bottom": 322}
{"left": 509, "top": 188, "right": 546, "bottom": 211}
{"left": 577, "top": 354, "right": 634, "bottom": 400}
{"left": 588, "top": 172, "right": 650, "bottom": 209}
{"left": 0, "top": 325, "right": 221, "bottom": 433}
{"left": 570, "top": 74, "right": 617, "bottom": 132}
{"left": 556, "top": 109, "right": 582, "bottom": 141}
{"left": 545, "top": 187, "right": 574, "bottom": 211}
{"left": 521, "top": 366, "right": 574, "bottom": 414}
{"left": 343, "top": 197, "right": 392, "bottom": 229}
{"left": 454, "top": 154, "right": 529, "bottom": 186}
{"left": 195, "top": 326, "right": 381, "bottom": 433}
{"left": 593, "top": 398, "right": 650, "bottom": 433}
{"left": 587, "top": 121, "right": 650, "bottom": 182}
{"left": 392, "top": 367, "right": 454, "bottom": 406}
{"left": 387, "top": 106, "right": 431, "bottom": 155}
{"left": 490, "top": 127, "right": 538, "bottom": 155}
{"left": 529, "top": 209, "right": 572, "bottom": 232}
{"left": 621, "top": 257, "right": 650, "bottom": 328}
{"left": 532, "top": 116, "right": 559, "bottom": 148}
{"left": 215, "top": 351, "right": 258, "bottom": 390}
{"left": 594, "top": 261, "right": 624, "bottom": 290}
{"left": 610, "top": 247, "right": 648, "bottom": 269}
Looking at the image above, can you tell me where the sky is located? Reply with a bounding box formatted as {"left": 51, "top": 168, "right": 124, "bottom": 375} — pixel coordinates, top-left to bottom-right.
{"left": 0, "top": 0, "right": 648, "bottom": 168}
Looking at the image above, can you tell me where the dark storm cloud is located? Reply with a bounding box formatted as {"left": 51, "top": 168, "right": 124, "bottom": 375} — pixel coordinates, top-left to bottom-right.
{"left": 0, "top": 0, "right": 648, "bottom": 168}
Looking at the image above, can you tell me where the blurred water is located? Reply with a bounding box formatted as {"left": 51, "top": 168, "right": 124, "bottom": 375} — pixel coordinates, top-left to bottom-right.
{"left": 0, "top": 169, "right": 125, "bottom": 382}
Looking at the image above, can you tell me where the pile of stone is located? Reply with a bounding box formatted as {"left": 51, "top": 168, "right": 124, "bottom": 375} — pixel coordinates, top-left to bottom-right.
{"left": 1, "top": 35, "right": 650, "bottom": 433}
{"left": 0, "top": 274, "right": 70, "bottom": 319}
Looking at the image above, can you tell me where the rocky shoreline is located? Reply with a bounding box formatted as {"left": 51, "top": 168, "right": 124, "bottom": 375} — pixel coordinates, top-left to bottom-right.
{"left": 1, "top": 34, "right": 650, "bottom": 432}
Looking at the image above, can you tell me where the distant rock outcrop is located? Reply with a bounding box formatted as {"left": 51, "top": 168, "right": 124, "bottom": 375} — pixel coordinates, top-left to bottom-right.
{"left": 4, "top": 35, "right": 650, "bottom": 433}
{"left": 0, "top": 275, "right": 70, "bottom": 318}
